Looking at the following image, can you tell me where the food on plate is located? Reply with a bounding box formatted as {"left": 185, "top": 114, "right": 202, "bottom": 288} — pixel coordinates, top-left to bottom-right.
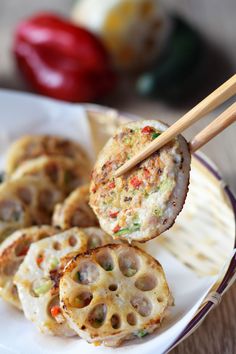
{"left": 6, "top": 135, "right": 89, "bottom": 176}
{"left": 60, "top": 243, "right": 172, "bottom": 347}
{"left": 11, "top": 156, "right": 89, "bottom": 195}
{"left": 72, "top": 0, "right": 168, "bottom": 70}
{"left": 14, "top": 227, "right": 113, "bottom": 336}
{"left": 0, "top": 226, "right": 58, "bottom": 309}
{"left": 90, "top": 120, "right": 191, "bottom": 242}
{"left": 0, "top": 176, "right": 63, "bottom": 242}
{"left": 53, "top": 185, "right": 98, "bottom": 229}
{"left": 14, "top": 13, "right": 116, "bottom": 102}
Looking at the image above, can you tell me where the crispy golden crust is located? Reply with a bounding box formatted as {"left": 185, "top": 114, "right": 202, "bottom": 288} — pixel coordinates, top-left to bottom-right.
{"left": 6, "top": 135, "right": 90, "bottom": 175}
{"left": 0, "top": 226, "right": 58, "bottom": 309}
{"left": 60, "top": 243, "right": 172, "bottom": 347}
{"left": 53, "top": 185, "right": 98, "bottom": 229}
{"left": 0, "top": 177, "right": 64, "bottom": 243}
{"left": 14, "top": 227, "right": 113, "bottom": 336}
{"left": 90, "top": 120, "right": 191, "bottom": 242}
{"left": 11, "top": 156, "right": 89, "bottom": 195}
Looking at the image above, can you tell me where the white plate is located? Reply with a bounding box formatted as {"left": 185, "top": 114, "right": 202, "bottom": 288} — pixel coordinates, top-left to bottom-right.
{"left": 0, "top": 90, "right": 234, "bottom": 354}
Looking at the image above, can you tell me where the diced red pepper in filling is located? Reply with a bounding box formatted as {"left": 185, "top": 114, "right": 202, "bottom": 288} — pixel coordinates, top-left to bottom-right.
{"left": 109, "top": 211, "right": 119, "bottom": 218}
{"left": 36, "top": 254, "right": 44, "bottom": 266}
{"left": 92, "top": 186, "right": 97, "bottom": 193}
{"left": 130, "top": 176, "right": 142, "bottom": 188}
{"left": 50, "top": 305, "right": 61, "bottom": 318}
{"left": 108, "top": 181, "right": 115, "bottom": 189}
{"left": 113, "top": 225, "right": 120, "bottom": 233}
{"left": 141, "top": 126, "right": 154, "bottom": 134}
{"left": 143, "top": 168, "right": 150, "bottom": 179}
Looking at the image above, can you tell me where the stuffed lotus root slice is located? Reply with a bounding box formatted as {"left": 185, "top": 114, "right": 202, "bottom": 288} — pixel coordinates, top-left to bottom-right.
{"left": 60, "top": 244, "right": 172, "bottom": 346}
{"left": 6, "top": 135, "right": 90, "bottom": 176}
{"left": 90, "top": 120, "right": 191, "bottom": 242}
{"left": 74, "top": 262, "right": 100, "bottom": 285}
{"left": 52, "top": 185, "right": 98, "bottom": 229}
{"left": 0, "top": 226, "right": 57, "bottom": 309}
{"left": 14, "top": 228, "right": 103, "bottom": 336}
{"left": 11, "top": 156, "right": 89, "bottom": 195}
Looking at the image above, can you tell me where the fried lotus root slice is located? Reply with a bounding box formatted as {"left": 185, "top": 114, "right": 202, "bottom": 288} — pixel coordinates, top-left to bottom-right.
{"left": 53, "top": 185, "right": 98, "bottom": 229}
{"left": 11, "top": 156, "right": 90, "bottom": 195}
{"left": 6, "top": 134, "right": 90, "bottom": 176}
{"left": 0, "top": 176, "right": 64, "bottom": 230}
{"left": 0, "top": 225, "right": 58, "bottom": 309}
{"left": 60, "top": 243, "right": 172, "bottom": 347}
{"left": 14, "top": 227, "right": 112, "bottom": 336}
{"left": 90, "top": 120, "right": 191, "bottom": 242}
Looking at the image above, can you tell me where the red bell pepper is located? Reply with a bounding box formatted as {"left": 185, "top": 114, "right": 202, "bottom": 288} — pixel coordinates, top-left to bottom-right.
{"left": 13, "top": 13, "right": 116, "bottom": 102}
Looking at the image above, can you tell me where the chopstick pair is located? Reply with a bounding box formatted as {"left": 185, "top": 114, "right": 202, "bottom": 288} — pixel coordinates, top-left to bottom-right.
{"left": 115, "top": 74, "right": 236, "bottom": 178}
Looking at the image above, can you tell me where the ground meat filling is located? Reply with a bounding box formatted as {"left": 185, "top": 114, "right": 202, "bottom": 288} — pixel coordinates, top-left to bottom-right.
{"left": 91, "top": 125, "right": 183, "bottom": 240}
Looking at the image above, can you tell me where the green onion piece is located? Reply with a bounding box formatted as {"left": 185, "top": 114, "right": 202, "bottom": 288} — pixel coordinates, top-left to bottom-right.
{"left": 125, "top": 268, "right": 137, "bottom": 277}
{"left": 77, "top": 271, "right": 82, "bottom": 282}
{"left": 34, "top": 280, "right": 52, "bottom": 296}
{"left": 104, "top": 263, "right": 113, "bottom": 271}
{"left": 115, "top": 223, "right": 141, "bottom": 236}
{"left": 115, "top": 228, "right": 130, "bottom": 236}
{"left": 153, "top": 208, "right": 163, "bottom": 217}
{"left": 152, "top": 132, "right": 160, "bottom": 140}
{"left": 136, "top": 329, "right": 148, "bottom": 338}
{"left": 49, "top": 257, "right": 59, "bottom": 270}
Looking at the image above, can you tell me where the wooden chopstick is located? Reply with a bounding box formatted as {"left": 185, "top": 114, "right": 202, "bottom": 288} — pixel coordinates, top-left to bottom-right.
{"left": 115, "top": 74, "right": 236, "bottom": 177}
{"left": 189, "top": 102, "right": 236, "bottom": 152}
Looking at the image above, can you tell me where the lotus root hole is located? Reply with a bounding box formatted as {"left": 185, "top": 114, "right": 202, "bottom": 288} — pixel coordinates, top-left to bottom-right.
{"left": 130, "top": 296, "right": 152, "bottom": 317}
{"left": 135, "top": 274, "right": 157, "bottom": 291}
{"left": 88, "top": 235, "right": 102, "bottom": 249}
{"left": 118, "top": 251, "right": 139, "bottom": 277}
{"left": 127, "top": 313, "right": 137, "bottom": 326}
{"left": 0, "top": 200, "right": 22, "bottom": 222}
{"left": 17, "top": 187, "right": 32, "bottom": 205}
{"left": 68, "top": 235, "right": 77, "bottom": 247}
{"left": 31, "top": 278, "right": 52, "bottom": 298}
{"left": 53, "top": 241, "right": 61, "bottom": 250}
{"left": 109, "top": 284, "right": 118, "bottom": 291}
{"left": 45, "top": 164, "right": 59, "bottom": 183}
{"left": 39, "top": 189, "right": 54, "bottom": 211}
{"left": 88, "top": 304, "right": 107, "bottom": 328}
{"left": 95, "top": 250, "right": 114, "bottom": 271}
{"left": 15, "top": 240, "right": 30, "bottom": 257}
{"left": 111, "top": 314, "right": 121, "bottom": 329}
{"left": 71, "top": 291, "right": 93, "bottom": 308}
{"left": 47, "top": 296, "right": 60, "bottom": 319}
{"left": 75, "top": 262, "right": 99, "bottom": 284}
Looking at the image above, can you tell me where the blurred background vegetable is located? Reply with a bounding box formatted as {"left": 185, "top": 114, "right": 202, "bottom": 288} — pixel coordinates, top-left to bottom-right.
{"left": 71, "top": 0, "right": 169, "bottom": 71}
{"left": 13, "top": 13, "right": 116, "bottom": 102}
{"left": 0, "top": 0, "right": 235, "bottom": 108}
